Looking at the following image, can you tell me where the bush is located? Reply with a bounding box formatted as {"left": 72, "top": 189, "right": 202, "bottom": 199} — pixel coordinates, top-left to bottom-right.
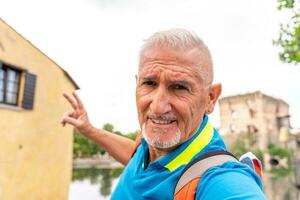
{"left": 73, "top": 123, "right": 138, "bottom": 158}
{"left": 229, "top": 139, "right": 248, "bottom": 158}
{"left": 268, "top": 143, "right": 292, "bottom": 159}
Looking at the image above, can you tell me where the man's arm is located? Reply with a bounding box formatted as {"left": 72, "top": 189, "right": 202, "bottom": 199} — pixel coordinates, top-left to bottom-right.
{"left": 60, "top": 91, "right": 135, "bottom": 165}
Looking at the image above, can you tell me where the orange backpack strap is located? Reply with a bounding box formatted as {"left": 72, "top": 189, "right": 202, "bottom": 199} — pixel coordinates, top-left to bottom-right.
{"left": 174, "top": 178, "right": 200, "bottom": 200}
{"left": 130, "top": 131, "right": 142, "bottom": 158}
{"left": 174, "top": 151, "right": 238, "bottom": 200}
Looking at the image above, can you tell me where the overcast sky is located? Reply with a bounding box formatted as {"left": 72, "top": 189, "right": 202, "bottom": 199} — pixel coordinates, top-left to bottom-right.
{"left": 1, "top": 0, "right": 299, "bottom": 132}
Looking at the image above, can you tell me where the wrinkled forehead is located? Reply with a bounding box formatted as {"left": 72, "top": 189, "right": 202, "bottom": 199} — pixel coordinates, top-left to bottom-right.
{"left": 139, "top": 63, "right": 200, "bottom": 81}
{"left": 140, "top": 47, "right": 200, "bottom": 69}
{"left": 138, "top": 46, "right": 212, "bottom": 82}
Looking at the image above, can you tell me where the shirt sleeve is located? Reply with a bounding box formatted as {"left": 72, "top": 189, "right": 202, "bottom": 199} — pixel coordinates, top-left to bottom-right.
{"left": 195, "top": 162, "right": 267, "bottom": 200}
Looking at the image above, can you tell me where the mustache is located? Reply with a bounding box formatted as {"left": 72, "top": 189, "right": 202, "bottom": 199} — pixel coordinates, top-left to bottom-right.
{"left": 146, "top": 112, "right": 177, "bottom": 121}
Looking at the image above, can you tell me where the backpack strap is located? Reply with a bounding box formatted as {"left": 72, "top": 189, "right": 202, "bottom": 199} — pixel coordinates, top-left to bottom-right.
{"left": 129, "top": 132, "right": 142, "bottom": 158}
{"left": 174, "top": 150, "right": 238, "bottom": 200}
{"left": 174, "top": 177, "right": 200, "bottom": 200}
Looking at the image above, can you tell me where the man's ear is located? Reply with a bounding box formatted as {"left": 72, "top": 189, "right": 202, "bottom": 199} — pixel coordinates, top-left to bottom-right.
{"left": 205, "top": 83, "right": 222, "bottom": 114}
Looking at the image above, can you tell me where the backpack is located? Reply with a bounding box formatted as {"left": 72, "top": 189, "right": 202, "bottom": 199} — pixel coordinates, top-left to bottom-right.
{"left": 173, "top": 150, "right": 262, "bottom": 200}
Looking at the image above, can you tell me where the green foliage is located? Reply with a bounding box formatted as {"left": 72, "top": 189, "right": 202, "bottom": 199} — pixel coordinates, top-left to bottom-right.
{"left": 275, "top": 0, "right": 300, "bottom": 64}
{"left": 228, "top": 139, "right": 248, "bottom": 158}
{"left": 73, "top": 123, "right": 138, "bottom": 158}
{"left": 103, "top": 123, "right": 114, "bottom": 132}
{"left": 252, "top": 149, "right": 264, "bottom": 166}
{"left": 125, "top": 132, "right": 138, "bottom": 141}
{"left": 269, "top": 167, "right": 293, "bottom": 178}
{"left": 267, "top": 143, "right": 292, "bottom": 158}
{"left": 73, "top": 129, "right": 105, "bottom": 158}
{"left": 267, "top": 143, "right": 293, "bottom": 178}
{"left": 277, "top": 0, "right": 295, "bottom": 10}
{"left": 228, "top": 139, "right": 266, "bottom": 170}
{"left": 72, "top": 168, "right": 123, "bottom": 196}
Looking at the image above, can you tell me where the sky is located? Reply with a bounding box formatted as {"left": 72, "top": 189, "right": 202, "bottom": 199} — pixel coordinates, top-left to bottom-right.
{"left": 0, "top": 0, "right": 299, "bottom": 133}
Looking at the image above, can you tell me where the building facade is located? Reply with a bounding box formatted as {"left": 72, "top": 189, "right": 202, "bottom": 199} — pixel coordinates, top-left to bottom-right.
{"left": 218, "top": 91, "right": 290, "bottom": 150}
{"left": 0, "top": 19, "right": 78, "bottom": 200}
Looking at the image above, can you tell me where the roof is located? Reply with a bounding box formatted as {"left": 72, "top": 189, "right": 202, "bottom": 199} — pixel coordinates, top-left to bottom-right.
{"left": 0, "top": 18, "right": 79, "bottom": 89}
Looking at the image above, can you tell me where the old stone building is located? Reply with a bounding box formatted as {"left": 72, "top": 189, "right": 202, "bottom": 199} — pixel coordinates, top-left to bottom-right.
{"left": 218, "top": 91, "right": 290, "bottom": 150}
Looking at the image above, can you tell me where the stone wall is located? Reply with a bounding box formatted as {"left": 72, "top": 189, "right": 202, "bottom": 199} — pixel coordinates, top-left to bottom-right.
{"left": 219, "top": 91, "right": 290, "bottom": 150}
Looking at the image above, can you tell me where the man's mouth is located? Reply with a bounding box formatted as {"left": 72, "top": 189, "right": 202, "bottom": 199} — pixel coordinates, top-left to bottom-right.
{"left": 149, "top": 118, "right": 176, "bottom": 125}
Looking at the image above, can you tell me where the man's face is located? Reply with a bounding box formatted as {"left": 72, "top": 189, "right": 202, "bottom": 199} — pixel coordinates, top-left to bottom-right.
{"left": 136, "top": 46, "right": 212, "bottom": 150}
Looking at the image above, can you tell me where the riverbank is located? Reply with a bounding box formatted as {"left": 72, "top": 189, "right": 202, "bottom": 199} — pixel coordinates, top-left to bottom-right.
{"left": 73, "top": 157, "right": 124, "bottom": 169}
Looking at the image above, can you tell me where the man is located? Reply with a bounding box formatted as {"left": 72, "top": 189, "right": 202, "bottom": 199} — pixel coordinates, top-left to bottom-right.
{"left": 61, "top": 28, "right": 266, "bottom": 199}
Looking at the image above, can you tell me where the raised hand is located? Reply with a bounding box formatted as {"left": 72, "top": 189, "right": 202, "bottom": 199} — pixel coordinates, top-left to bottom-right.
{"left": 61, "top": 91, "right": 95, "bottom": 136}
{"left": 61, "top": 92, "right": 135, "bottom": 165}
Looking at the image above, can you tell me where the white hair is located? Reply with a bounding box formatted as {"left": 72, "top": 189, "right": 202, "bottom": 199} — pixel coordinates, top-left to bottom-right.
{"left": 141, "top": 28, "right": 205, "bottom": 50}
{"left": 139, "top": 28, "right": 214, "bottom": 85}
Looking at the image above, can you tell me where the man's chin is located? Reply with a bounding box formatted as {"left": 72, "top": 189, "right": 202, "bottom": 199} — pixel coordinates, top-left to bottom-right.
{"left": 141, "top": 123, "right": 182, "bottom": 149}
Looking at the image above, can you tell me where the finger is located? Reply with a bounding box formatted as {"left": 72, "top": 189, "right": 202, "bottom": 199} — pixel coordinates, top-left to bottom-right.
{"left": 60, "top": 115, "right": 67, "bottom": 126}
{"left": 61, "top": 116, "right": 80, "bottom": 127}
{"left": 60, "top": 111, "right": 75, "bottom": 126}
{"left": 61, "top": 120, "right": 67, "bottom": 127}
{"left": 72, "top": 91, "right": 85, "bottom": 109}
{"left": 63, "top": 92, "right": 78, "bottom": 110}
{"left": 65, "top": 110, "right": 76, "bottom": 118}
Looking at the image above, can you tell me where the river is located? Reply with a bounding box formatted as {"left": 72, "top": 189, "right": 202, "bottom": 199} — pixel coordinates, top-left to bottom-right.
{"left": 69, "top": 168, "right": 123, "bottom": 200}
{"left": 69, "top": 168, "right": 300, "bottom": 199}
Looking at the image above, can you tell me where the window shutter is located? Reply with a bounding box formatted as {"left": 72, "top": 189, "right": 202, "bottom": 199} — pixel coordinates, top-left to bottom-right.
{"left": 22, "top": 72, "right": 37, "bottom": 110}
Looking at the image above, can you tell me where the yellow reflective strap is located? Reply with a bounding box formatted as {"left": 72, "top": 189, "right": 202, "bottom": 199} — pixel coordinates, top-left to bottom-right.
{"left": 164, "top": 122, "right": 214, "bottom": 171}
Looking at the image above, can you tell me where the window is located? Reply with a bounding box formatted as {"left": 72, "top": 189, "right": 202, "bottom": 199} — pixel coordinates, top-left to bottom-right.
{"left": 249, "top": 108, "right": 256, "bottom": 118}
{"left": 230, "top": 124, "right": 236, "bottom": 133}
{"left": 0, "top": 61, "right": 37, "bottom": 110}
{"left": 276, "top": 116, "right": 290, "bottom": 130}
{"left": 0, "top": 63, "right": 21, "bottom": 105}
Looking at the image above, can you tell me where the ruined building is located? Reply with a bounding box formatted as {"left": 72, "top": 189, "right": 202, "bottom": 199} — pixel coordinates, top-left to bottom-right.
{"left": 218, "top": 91, "right": 290, "bottom": 150}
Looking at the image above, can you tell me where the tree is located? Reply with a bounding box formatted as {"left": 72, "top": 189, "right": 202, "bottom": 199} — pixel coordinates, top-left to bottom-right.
{"left": 275, "top": 0, "right": 300, "bottom": 64}
{"left": 73, "top": 128, "right": 105, "bottom": 158}
{"left": 102, "top": 123, "right": 114, "bottom": 132}
{"left": 102, "top": 123, "right": 137, "bottom": 139}
{"left": 73, "top": 123, "right": 137, "bottom": 158}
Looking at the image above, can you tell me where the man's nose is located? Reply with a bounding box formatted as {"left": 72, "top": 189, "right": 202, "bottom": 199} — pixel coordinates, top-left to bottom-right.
{"left": 150, "top": 87, "right": 171, "bottom": 114}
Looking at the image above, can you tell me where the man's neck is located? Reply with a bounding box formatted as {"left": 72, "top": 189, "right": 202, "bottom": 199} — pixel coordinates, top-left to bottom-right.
{"left": 148, "top": 145, "right": 175, "bottom": 162}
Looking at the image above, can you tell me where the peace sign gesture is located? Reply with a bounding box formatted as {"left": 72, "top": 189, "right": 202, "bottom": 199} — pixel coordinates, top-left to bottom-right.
{"left": 61, "top": 91, "right": 95, "bottom": 136}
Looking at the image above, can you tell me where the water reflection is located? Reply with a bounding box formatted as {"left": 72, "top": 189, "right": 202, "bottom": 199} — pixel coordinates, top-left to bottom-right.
{"left": 71, "top": 168, "right": 123, "bottom": 198}
{"left": 264, "top": 172, "right": 300, "bottom": 200}
{"left": 70, "top": 168, "right": 300, "bottom": 200}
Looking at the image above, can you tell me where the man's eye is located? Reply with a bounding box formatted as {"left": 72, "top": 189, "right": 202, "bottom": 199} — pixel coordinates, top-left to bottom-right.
{"left": 172, "top": 84, "right": 187, "bottom": 90}
{"left": 142, "top": 81, "right": 156, "bottom": 86}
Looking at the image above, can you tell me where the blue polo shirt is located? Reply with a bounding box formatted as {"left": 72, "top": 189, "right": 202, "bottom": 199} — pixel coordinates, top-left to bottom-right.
{"left": 111, "top": 115, "right": 266, "bottom": 200}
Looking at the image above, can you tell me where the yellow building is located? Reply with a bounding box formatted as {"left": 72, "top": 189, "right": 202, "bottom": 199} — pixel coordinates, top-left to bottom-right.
{"left": 0, "top": 19, "right": 79, "bottom": 200}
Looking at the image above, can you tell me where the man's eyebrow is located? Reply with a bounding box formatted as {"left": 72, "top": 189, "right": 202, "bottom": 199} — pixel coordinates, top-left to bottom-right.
{"left": 141, "top": 75, "right": 157, "bottom": 81}
{"left": 169, "top": 80, "right": 193, "bottom": 87}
